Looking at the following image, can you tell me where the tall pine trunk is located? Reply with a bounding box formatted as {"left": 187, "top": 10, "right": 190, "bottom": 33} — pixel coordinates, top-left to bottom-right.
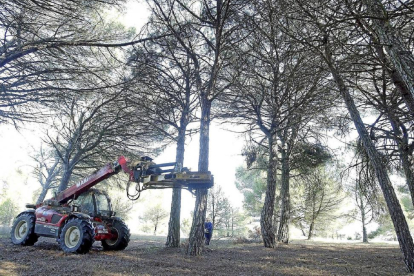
{"left": 325, "top": 45, "right": 414, "bottom": 272}
{"left": 165, "top": 128, "right": 186, "bottom": 247}
{"left": 372, "top": 44, "right": 414, "bottom": 116}
{"left": 362, "top": 0, "right": 414, "bottom": 112}
{"left": 187, "top": 99, "right": 211, "bottom": 256}
{"left": 260, "top": 135, "right": 277, "bottom": 248}
{"left": 277, "top": 147, "right": 290, "bottom": 243}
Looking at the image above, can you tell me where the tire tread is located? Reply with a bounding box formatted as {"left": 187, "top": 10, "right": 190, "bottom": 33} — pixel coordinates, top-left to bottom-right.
{"left": 10, "top": 212, "right": 38, "bottom": 246}
{"left": 59, "top": 218, "right": 94, "bottom": 254}
{"left": 102, "top": 219, "right": 130, "bottom": 251}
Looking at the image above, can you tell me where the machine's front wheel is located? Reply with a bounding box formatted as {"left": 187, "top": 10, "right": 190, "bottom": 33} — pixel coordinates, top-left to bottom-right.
{"left": 59, "top": 218, "right": 94, "bottom": 254}
{"left": 101, "top": 219, "right": 130, "bottom": 250}
{"left": 10, "top": 213, "right": 38, "bottom": 246}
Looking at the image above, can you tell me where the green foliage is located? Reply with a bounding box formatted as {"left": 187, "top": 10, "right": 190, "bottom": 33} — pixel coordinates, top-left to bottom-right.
{"left": 367, "top": 211, "right": 397, "bottom": 241}
{"left": 0, "top": 198, "right": 18, "bottom": 227}
{"left": 400, "top": 195, "right": 414, "bottom": 219}
{"left": 291, "top": 166, "right": 344, "bottom": 239}
{"left": 110, "top": 195, "right": 134, "bottom": 220}
{"left": 207, "top": 185, "right": 248, "bottom": 238}
{"left": 241, "top": 144, "right": 268, "bottom": 170}
{"left": 180, "top": 217, "right": 191, "bottom": 237}
{"left": 214, "top": 208, "right": 249, "bottom": 238}
{"left": 247, "top": 225, "right": 261, "bottom": 241}
{"left": 140, "top": 203, "right": 169, "bottom": 235}
{"left": 207, "top": 185, "right": 232, "bottom": 227}
{"left": 234, "top": 166, "right": 266, "bottom": 217}
{"left": 291, "top": 142, "right": 332, "bottom": 173}
{"left": 368, "top": 186, "right": 413, "bottom": 240}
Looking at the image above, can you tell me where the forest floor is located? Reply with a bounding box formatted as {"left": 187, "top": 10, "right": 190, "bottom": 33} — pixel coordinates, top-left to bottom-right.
{"left": 0, "top": 234, "right": 410, "bottom": 276}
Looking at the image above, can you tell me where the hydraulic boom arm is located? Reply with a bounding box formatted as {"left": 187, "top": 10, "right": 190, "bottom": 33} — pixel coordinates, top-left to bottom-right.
{"left": 54, "top": 156, "right": 213, "bottom": 204}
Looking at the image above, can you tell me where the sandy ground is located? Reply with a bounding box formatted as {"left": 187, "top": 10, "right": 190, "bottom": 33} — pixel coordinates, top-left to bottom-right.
{"left": 0, "top": 236, "right": 410, "bottom": 276}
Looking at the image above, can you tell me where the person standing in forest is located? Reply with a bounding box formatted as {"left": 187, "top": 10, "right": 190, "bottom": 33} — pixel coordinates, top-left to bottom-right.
{"left": 204, "top": 218, "right": 213, "bottom": 245}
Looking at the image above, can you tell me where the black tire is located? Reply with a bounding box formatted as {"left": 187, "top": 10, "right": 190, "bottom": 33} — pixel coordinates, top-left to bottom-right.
{"left": 58, "top": 218, "right": 94, "bottom": 254}
{"left": 101, "top": 219, "right": 130, "bottom": 250}
{"left": 10, "top": 212, "right": 38, "bottom": 246}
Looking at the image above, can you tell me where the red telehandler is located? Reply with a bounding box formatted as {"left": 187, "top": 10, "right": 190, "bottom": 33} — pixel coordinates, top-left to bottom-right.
{"left": 10, "top": 156, "right": 213, "bottom": 253}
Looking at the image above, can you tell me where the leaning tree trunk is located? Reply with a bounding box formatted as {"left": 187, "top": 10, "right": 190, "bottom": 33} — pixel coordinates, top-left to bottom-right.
{"left": 325, "top": 45, "right": 414, "bottom": 272}
{"left": 166, "top": 128, "right": 186, "bottom": 247}
{"left": 362, "top": 0, "right": 414, "bottom": 113}
{"left": 386, "top": 111, "right": 414, "bottom": 208}
{"left": 260, "top": 135, "right": 277, "bottom": 248}
{"left": 36, "top": 159, "right": 60, "bottom": 204}
{"left": 37, "top": 184, "right": 51, "bottom": 204}
{"left": 58, "top": 166, "right": 73, "bottom": 192}
{"left": 351, "top": 0, "right": 414, "bottom": 116}
{"left": 187, "top": 99, "right": 211, "bottom": 256}
{"left": 373, "top": 44, "right": 414, "bottom": 117}
{"left": 277, "top": 146, "right": 290, "bottom": 243}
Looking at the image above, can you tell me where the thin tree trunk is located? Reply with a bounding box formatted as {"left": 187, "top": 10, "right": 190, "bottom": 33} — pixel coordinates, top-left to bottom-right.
{"left": 212, "top": 193, "right": 216, "bottom": 226}
{"left": 261, "top": 135, "right": 277, "bottom": 248}
{"left": 360, "top": 197, "right": 368, "bottom": 243}
{"left": 231, "top": 210, "right": 234, "bottom": 237}
{"left": 166, "top": 128, "right": 186, "bottom": 247}
{"left": 299, "top": 221, "right": 307, "bottom": 237}
{"left": 277, "top": 147, "right": 290, "bottom": 243}
{"left": 324, "top": 44, "right": 414, "bottom": 272}
{"left": 307, "top": 220, "right": 314, "bottom": 240}
{"left": 187, "top": 99, "right": 211, "bottom": 256}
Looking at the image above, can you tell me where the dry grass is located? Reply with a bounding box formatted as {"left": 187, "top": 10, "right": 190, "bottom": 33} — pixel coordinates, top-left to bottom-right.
{"left": 0, "top": 236, "right": 409, "bottom": 275}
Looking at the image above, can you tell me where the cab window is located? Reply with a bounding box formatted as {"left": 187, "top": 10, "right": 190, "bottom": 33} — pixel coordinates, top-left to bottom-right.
{"left": 75, "top": 193, "right": 95, "bottom": 215}
{"left": 95, "top": 193, "right": 110, "bottom": 213}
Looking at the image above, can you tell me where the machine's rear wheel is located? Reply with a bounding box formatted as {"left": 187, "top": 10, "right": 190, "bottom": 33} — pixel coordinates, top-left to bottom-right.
{"left": 10, "top": 213, "right": 38, "bottom": 246}
{"left": 101, "top": 219, "right": 130, "bottom": 250}
{"left": 59, "top": 218, "right": 94, "bottom": 254}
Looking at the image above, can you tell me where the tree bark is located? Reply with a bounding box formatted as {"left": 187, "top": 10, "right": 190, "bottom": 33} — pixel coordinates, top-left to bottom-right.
{"left": 325, "top": 44, "right": 414, "bottom": 272}
{"left": 362, "top": 223, "right": 368, "bottom": 243}
{"left": 373, "top": 44, "right": 414, "bottom": 116}
{"left": 362, "top": 0, "right": 414, "bottom": 115}
{"left": 36, "top": 186, "right": 50, "bottom": 204}
{"left": 260, "top": 135, "right": 277, "bottom": 248}
{"left": 36, "top": 158, "right": 60, "bottom": 204}
{"left": 360, "top": 197, "right": 368, "bottom": 243}
{"left": 187, "top": 99, "right": 211, "bottom": 256}
{"left": 165, "top": 128, "right": 186, "bottom": 247}
{"left": 277, "top": 146, "right": 290, "bottom": 243}
{"left": 307, "top": 220, "right": 314, "bottom": 240}
{"left": 58, "top": 167, "right": 72, "bottom": 193}
{"left": 386, "top": 111, "right": 414, "bottom": 208}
